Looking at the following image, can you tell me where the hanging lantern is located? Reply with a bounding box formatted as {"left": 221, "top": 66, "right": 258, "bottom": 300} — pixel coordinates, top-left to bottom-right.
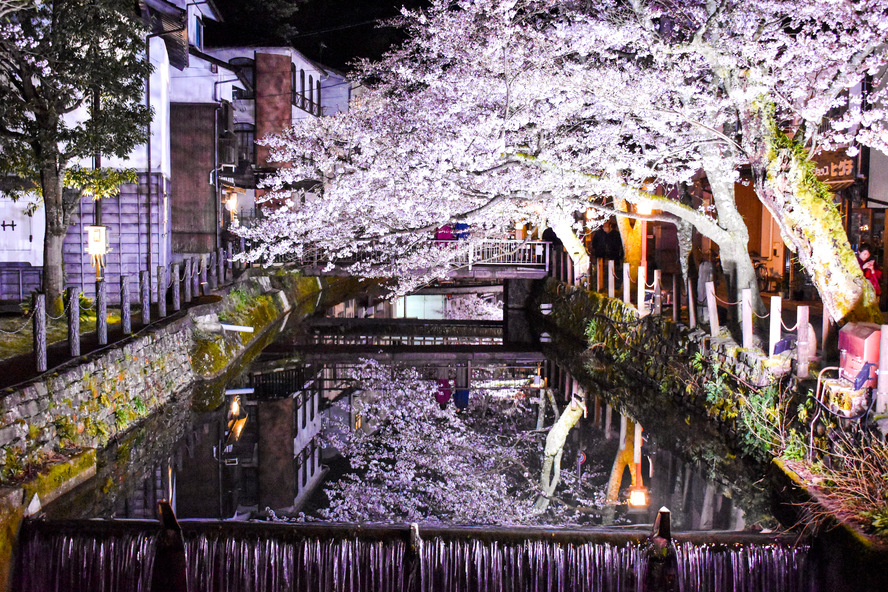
{"left": 86, "top": 225, "right": 107, "bottom": 275}
{"left": 86, "top": 225, "right": 107, "bottom": 256}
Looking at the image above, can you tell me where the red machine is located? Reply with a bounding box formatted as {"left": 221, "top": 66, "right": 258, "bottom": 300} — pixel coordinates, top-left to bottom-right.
{"left": 838, "top": 322, "right": 881, "bottom": 389}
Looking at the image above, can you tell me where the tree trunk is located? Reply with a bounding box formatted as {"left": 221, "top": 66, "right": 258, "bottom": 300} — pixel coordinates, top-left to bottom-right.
{"left": 548, "top": 213, "right": 590, "bottom": 280}
{"left": 615, "top": 198, "right": 642, "bottom": 281}
{"left": 40, "top": 165, "right": 67, "bottom": 315}
{"left": 534, "top": 394, "right": 586, "bottom": 511}
{"left": 606, "top": 418, "right": 637, "bottom": 503}
{"left": 704, "top": 154, "right": 765, "bottom": 315}
{"left": 742, "top": 106, "right": 881, "bottom": 324}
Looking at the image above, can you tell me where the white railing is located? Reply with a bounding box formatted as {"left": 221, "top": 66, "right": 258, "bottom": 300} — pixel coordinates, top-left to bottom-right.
{"left": 436, "top": 240, "right": 550, "bottom": 270}
{"left": 280, "top": 240, "right": 551, "bottom": 272}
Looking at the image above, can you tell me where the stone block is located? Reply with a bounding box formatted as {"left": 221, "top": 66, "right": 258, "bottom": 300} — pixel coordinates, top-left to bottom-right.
{"left": 0, "top": 425, "right": 19, "bottom": 446}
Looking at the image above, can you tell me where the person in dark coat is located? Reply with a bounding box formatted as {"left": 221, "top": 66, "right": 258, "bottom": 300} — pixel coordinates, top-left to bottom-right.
{"left": 591, "top": 221, "right": 624, "bottom": 264}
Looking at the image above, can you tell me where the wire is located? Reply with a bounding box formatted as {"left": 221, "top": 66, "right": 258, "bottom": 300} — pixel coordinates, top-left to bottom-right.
{"left": 714, "top": 294, "right": 740, "bottom": 307}
{"left": 781, "top": 319, "right": 798, "bottom": 332}
{"left": 0, "top": 309, "right": 35, "bottom": 335}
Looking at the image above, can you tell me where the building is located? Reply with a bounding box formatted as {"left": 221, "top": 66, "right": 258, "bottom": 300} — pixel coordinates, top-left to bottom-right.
{"left": 0, "top": 1, "right": 353, "bottom": 303}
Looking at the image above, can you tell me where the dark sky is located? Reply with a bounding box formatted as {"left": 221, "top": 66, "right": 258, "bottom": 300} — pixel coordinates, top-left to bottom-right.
{"left": 208, "top": 0, "right": 430, "bottom": 72}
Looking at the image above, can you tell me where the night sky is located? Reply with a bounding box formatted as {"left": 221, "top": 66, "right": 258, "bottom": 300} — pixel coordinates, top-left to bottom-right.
{"left": 208, "top": 0, "right": 431, "bottom": 72}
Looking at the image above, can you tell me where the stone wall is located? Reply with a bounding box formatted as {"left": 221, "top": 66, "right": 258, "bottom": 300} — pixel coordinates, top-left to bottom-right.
{"left": 0, "top": 276, "right": 292, "bottom": 483}
{"left": 536, "top": 279, "right": 796, "bottom": 488}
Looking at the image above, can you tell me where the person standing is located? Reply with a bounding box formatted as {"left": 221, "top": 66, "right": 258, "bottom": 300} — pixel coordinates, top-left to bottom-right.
{"left": 591, "top": 220, "right": 624, "bottom": 266}
{"left": 858, "top": 244, "right": 882, "bottom": 297}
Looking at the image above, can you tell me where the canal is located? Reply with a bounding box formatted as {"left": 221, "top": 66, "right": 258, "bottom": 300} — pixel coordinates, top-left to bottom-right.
{"left": 16, "top": 286, "right": 816, "bottom": 591}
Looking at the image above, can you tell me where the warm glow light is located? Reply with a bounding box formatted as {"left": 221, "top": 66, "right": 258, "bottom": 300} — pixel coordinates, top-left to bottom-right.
{"left": 230, "top": 395, "right": 240, "bottom": 418}
{"left": 628, "top": 486, "right": 649, "bottom": 507}
{"left": 225, "top": 192, "right": 238, "bottom": 212}
{"left": 636, "top": 202, "right": 653, "bottom": 216}
{"left": 86, "top": 225, "right": 107, "bottom": 256}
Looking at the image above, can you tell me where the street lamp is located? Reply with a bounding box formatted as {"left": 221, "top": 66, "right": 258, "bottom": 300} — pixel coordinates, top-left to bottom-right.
{"left": 86, "top": 225, "right": 107, "bottom": 280}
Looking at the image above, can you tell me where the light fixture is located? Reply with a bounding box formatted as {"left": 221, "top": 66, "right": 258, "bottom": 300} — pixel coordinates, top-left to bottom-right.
{"left": 636, "top": 202, "right": 653, "bottom": 216}
{"left": 628, "top": 485, "right": 649, "bottom": 508}
{"left": 224, "top": 192, "right": 238, "bottom": 213}
{"left": 86, "top": 225, "right": 107, "bottom": 279}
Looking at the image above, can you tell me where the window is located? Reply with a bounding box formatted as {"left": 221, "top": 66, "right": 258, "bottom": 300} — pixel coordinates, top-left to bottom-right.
{"left": 300, "top": 69, "right": 305, "bottom": 109}
{"left": 192, "top": 17, "right": 203, "bottom": 50}
{"left": 316, "top": 80, "right": 322, "bottom": 115}
{"left": 233, "top": 123, "right": 255, "bottom": 167}
{"left": 291, "top": 64, "right": 297, "bottom": 105}
{"left": 229, "top": 58, "right": 255, "bottom": 100}
{"left": 307, "top": 75, "right": 314, "bottom": 112}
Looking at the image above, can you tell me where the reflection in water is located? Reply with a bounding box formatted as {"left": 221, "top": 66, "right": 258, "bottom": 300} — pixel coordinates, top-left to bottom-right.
{"left": 46, "top": 294, "right": 771, "bottom": 532}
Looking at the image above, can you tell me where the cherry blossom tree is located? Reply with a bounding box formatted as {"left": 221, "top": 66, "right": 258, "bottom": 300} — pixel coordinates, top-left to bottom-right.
{"left": 442, "top": 293, "right": 503, "bottom": 321}
{"left": 245, "top": 0, "right": 888, "bottom": 321}
{"left": 313, "top": 360, "right": 544, "bottom": 524}
{"left": 0, "top": 1, "right": 34, "bottom": 19}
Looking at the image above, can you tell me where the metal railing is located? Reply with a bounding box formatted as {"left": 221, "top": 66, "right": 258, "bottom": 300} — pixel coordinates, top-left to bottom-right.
{"left": 278, "top": 240, "right": 551, "bottom": 273}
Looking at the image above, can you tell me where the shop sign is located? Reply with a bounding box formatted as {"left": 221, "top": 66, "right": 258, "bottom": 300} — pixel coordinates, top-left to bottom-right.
{"left": 812, "top": 149, "right": 856, "bottom": 186}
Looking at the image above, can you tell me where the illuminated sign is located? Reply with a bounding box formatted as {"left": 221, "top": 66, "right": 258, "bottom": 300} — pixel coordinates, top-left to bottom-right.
{"left": 812, "top": 149, "right": 856, "bottom": 185}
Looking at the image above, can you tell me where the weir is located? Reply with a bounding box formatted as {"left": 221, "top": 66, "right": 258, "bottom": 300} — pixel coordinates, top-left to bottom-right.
{"left": 15, "top": 518, "right": 810, "bottom": 592}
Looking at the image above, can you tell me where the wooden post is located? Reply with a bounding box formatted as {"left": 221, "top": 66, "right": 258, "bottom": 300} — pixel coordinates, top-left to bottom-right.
{"left": 209, "top": 251, "right": 218, "bottom": 289}
{"left": 687, "top": 276, "right": 696, "bottom": 328}
{"left": 769, "top": 295, "right": 782, "bottom": 357}
{"left": 226, "top": 241, "right": 234, "bottom": 275}
{"left": 822, "top": 310, "right": 830, "bottom": 353}
{"left": 608, "top": 260, "right": 615, "bottom": 298}
{"left": 172, "top": 263, "right": 181, "bottom": 312}
{"left": 198, "top": 255, "right": 207, "bottom": 292}
{"left": 623, "top": 262, "right": 631, "bottom": 304}
{"left": 140, "top": 270, "right": 151, "bottom": 326}
{"left": 33, "top": 293, "right": 46, "bottom": 373}
{"left": 96, "top": 279, "right": 108, "bottom": 346}
{"left": 157, "top": 265, "right": 167, "bottom": 318}
{"left": 705, "top": 280, "right": 719, "bottom": 337}
{"left": 604, "top": 404, "right": 612, "bottom": 439}
{"left": 120, "top": 275, "right": 132, "bottom": 335}
{"left": 877, "top": 326, "right": 888, "bottom": 416}
{"left": 652, "top": 270, "right": 662, "bottom": 315}
{"left": 638, "top": 267, "right": 647, "bottom": 315}
{"left": 67, "top": 287, "right": 79, "bottom": 358}
{"left": 618, "top": 414, "right": 627, "bottom": 450}
{"left": 672, "top": 274, "right": 679, "bottom": 322}
{"left": 217, "top": 247, "right": 225, "bottom": 284}
{"left": 596, "top": 258, "right": 604, "bottom": 292}
{"left": 184, "top": 259, "right": 193, "bottom": 303}
{"left": 191, "top": 257, "right": 200, "bottom": 299}
{"left": 797, "top": 305, "right": 810, "bottom": 378}
{"left": 741, "top": 288, "right": 753, "bottom": 349}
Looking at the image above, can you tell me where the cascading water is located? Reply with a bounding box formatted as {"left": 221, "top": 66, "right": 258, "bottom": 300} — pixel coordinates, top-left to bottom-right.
{"left": 14, "top": 519, "right": 812, "bottom": 592}
{"left": 183, "top": 532, "right": 408, "bottom": 592}
{"left": 15, "top": 523, "right": 156, "bottom": 592}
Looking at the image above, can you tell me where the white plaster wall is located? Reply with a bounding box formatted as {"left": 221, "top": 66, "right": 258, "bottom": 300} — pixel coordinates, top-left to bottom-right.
{"left": 170, "top": 54, "right": 237, "bottom": 104}
{"left": 0, "top": 193, "right": 45, "bottom": 265}
{"left": 71, "top": 37, "right": 172, "bottom": 178}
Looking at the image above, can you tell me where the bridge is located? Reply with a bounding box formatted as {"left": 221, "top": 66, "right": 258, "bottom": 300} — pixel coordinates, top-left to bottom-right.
{"left": 280, "top": 239, "right": 552, "bottom": 280}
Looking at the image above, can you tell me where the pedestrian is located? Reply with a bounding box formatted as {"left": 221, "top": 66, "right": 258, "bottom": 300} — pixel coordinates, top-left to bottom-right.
{"left": 858, "top": 243, "right": 882, "bottom": 296}
{"left": 591, "top": 220, "right": 624, "bottom": 264}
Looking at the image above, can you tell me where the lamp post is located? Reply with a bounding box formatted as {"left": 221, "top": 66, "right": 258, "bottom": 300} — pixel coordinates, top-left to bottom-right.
{"left": 86, "top": 225, "right": 107, "bottom": 280}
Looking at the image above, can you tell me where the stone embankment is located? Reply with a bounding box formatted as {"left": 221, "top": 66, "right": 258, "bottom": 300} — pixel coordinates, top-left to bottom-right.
{"left": 536, "top": 279, "right": 888, "bottom": 591}
{"left": 0, "top": 271, "right": 321, "bottom": 588}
